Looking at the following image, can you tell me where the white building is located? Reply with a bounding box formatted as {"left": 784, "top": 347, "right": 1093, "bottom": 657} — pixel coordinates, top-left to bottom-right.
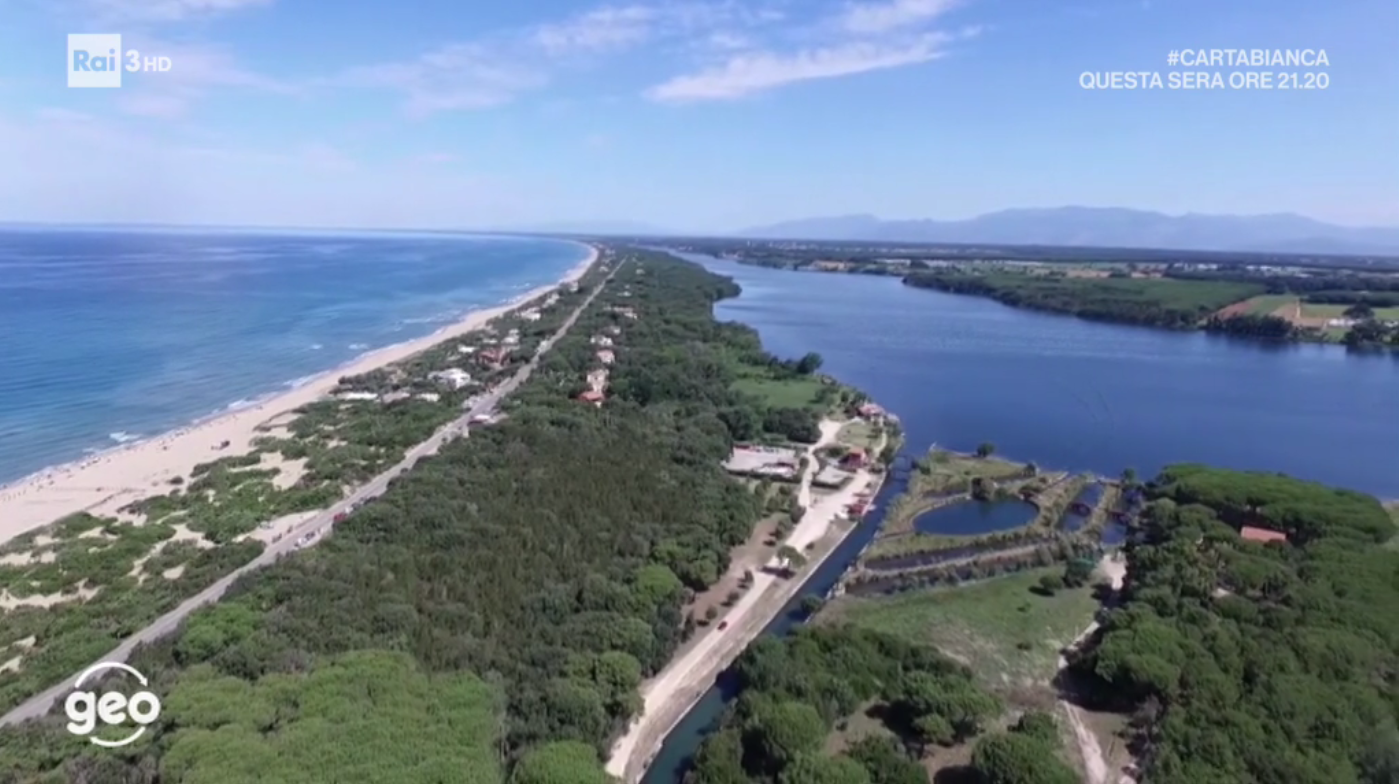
{"left": 336, "top": 391, "right": 378, "bottom": 401}
{"left": 428, "top": 368, "right": 474, "bottom": 390}
{"left": 590, "top": 335, "right": 613, "bottom": 347}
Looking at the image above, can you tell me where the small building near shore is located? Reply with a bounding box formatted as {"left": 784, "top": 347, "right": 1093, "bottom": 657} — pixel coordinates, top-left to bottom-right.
{"left": 478, "top": 348, "right": 509, "bottom": 367}
{"left": 813, "top": 465, "right": 854, "bottom": 489}
{"left": 428, "top": 368, "right": 473, "bottom": 390}
{"left": 577, "top": 390, "right": 604, "bottom": 407}
{"left": 856, "top": 402, "right": 885, "bottom": 419}
{"left": 724, "top": 445, "right": 801, "bottom": 480}
{"left": 596, "top": 349, "right": 615, "bottom": 365}
{"left": 1240, "top": 525, "right": 1288, "bottom": 544}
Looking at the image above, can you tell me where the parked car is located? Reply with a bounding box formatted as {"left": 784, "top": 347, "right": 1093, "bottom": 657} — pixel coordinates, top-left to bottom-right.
{"left": 717, "top": 620, "right": 729, "bottom": 631}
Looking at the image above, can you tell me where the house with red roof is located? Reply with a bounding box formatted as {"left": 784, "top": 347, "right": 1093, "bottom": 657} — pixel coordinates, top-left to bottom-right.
{"left": 839, "top": 448, "right": 868, "bottom": 469}
{"left": 1240, "top": 525, "right": 1288, "bottom": 544}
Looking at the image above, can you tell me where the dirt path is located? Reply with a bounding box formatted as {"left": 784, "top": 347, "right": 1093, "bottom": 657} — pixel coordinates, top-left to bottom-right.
{"left": 1058, "top": 553, "right": 1132, "bottom": 784}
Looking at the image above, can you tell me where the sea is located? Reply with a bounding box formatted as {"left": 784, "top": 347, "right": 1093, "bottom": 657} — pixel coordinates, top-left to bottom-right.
{"left": 680, "top": 254, "right": 1399, "bottom": 499}
{"left": 0, "top": 228, "right": 591, "bottom": 486}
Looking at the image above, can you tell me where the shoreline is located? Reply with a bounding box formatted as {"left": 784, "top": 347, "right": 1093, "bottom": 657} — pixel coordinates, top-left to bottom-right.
{"left": 0, "top": 245, "right": 597, "bottom": 547}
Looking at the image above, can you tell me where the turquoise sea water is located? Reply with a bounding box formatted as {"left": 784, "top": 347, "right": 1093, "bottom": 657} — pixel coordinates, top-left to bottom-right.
{"left": 0, "top": 228, "right": 589, "bottom": 485}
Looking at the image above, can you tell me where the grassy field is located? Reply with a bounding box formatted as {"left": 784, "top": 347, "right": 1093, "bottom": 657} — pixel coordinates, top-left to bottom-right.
{"left": 836, "top": 419, "right": 880, "bottom": 452}
{"left": 822, "top": 567, "right": 1099, "bottom": 694}
{"left": 730, "top": 368, "right": 828, "bottom": 409}
{"left": 1302, "top": 303, "right": 1399, "bottom": 321}
{"left": 1242, "top": 294, "right": 1298, "bottom": 315}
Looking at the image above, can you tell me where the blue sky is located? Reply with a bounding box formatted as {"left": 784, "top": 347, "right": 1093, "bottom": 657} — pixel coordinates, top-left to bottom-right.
{"left": 0, "top": 0, "right": 1394, "bottom": 231}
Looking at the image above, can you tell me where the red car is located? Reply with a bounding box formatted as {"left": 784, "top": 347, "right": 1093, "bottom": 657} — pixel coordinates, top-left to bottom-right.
{"left": 333, "top": 512, "right": 348, "bottom": 523}
{"left": 717, "top": 620, "right": 729, "bottom": 631}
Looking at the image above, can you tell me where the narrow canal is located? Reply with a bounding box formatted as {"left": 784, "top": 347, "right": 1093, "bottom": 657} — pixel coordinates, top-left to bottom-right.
{"left": 641, "top": 457, "right": 915, "bottom": 782}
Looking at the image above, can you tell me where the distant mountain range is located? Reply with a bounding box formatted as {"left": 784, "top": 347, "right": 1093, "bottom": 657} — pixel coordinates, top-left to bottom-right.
{"left": 734, "top": 208, "right": 1399, "bottom": 256}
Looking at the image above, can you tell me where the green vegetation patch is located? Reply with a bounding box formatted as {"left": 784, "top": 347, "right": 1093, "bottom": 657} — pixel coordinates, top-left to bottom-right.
{"left": 157, "top": 650, "right": 502, "bottom": 784}
{"left": 825, "top": 567, "right": 1098, "bottom": 684}
{"left": 731, "top": 373, "right": 827, "bottom": 410}
{"left": 1301, "top": 302, "right": 1399, "bottom": 321}
{"left": 1243, "top": 294, "right": 1297, "bottom": 315}
{"left": 904, "top": 271, "right": 1266, "bottom": 329}
{"left": 1068, "top": 465, "right": 1399, "bottom": 783}
{"left": 687, "top": 625, "right": 1006, "bottom": 784}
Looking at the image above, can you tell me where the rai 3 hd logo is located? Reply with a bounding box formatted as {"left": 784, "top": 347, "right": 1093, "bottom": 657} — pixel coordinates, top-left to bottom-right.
{"left": 67, "top": 34, "right": 172, "bottom": 88}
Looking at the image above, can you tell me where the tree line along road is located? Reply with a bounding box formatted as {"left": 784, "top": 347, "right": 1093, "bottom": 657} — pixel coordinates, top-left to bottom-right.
{"left": 0, "top": 256, "right": 618, "bottom": 728}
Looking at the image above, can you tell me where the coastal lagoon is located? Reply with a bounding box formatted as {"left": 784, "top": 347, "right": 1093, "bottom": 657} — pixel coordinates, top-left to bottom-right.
{"left": 0, "top": 229, "right": 589, "bottom": 484}
{"left": 642, "top": 253, "right": 1397, "bottom": 782}
{"left": 683, "top": 255, "right": 1399, "bottom": 498}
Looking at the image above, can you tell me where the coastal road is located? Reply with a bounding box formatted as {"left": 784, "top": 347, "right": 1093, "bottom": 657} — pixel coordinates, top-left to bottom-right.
{"left": 0, "top": 256, "right": 617, "bottom": 729}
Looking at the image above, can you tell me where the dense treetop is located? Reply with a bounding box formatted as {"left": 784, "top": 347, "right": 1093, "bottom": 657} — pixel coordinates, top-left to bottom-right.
{"left": 1070, "top": 465, "right": 1399, "bottom": 784}
{"left": 684, "top": 625, "right": 1072, "bottom": 784}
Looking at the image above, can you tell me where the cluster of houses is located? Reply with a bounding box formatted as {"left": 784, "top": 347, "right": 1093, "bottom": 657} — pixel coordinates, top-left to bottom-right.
{"left": 331, "top": 295, "right": 571, "bottom": 406}
{"left": 577, "top": 325, "right": 625, "bottom": 406}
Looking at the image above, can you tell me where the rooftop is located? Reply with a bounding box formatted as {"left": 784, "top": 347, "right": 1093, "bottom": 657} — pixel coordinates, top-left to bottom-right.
{"left": 1240, "top": 525, "right": 1288, "bottom": 544}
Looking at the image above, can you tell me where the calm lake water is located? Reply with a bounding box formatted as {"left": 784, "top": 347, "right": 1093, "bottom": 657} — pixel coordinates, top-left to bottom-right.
{"left": 685, "top": 256, "right": 1398, "bottom": 499}
{"left": 913, "top": 499, "right": 1038, "bottom": 535}
{"left": 644, "top": 253, "right": 1398, "bottom": 783}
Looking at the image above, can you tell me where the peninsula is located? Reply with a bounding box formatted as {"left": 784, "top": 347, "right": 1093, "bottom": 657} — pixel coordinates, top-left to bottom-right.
{"left": 0, "top": 249, "right": 897, "bottom": 784}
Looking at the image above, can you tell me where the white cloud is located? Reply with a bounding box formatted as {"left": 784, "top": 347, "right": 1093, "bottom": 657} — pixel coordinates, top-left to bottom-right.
{"left": 325, "top": 1, "right": 790, "bottom": 116}
{"left": 340, "top": 43, "right": 546, "bottom": 119}
{"left": 112, "top": 41, "right": 294, "bottom": 117}
{"left": 647, "top": 0, "right": 973, "bottom": 102}
{"left": 533, "top": 5, "right": 658, "bottom": 55}
{"left": 648, "top": 33, "right": 952, "bottom": 101}
{"left": 837, "top": 0, "right": 959, "bottom": 34}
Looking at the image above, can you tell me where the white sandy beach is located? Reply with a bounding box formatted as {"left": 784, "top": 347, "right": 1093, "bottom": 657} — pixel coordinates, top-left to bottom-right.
{"left": 0, "top": 247, "right": 597, "bottom": 547}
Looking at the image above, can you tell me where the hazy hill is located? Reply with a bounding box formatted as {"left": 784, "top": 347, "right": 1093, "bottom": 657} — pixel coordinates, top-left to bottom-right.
{"left": 736, "top": 208, "right": 1399, "bottom": 255}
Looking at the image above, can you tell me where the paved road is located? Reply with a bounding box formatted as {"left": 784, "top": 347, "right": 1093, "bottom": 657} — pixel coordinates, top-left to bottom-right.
{"left": 0, "top": 258, "right": 616, "bottom": 728}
